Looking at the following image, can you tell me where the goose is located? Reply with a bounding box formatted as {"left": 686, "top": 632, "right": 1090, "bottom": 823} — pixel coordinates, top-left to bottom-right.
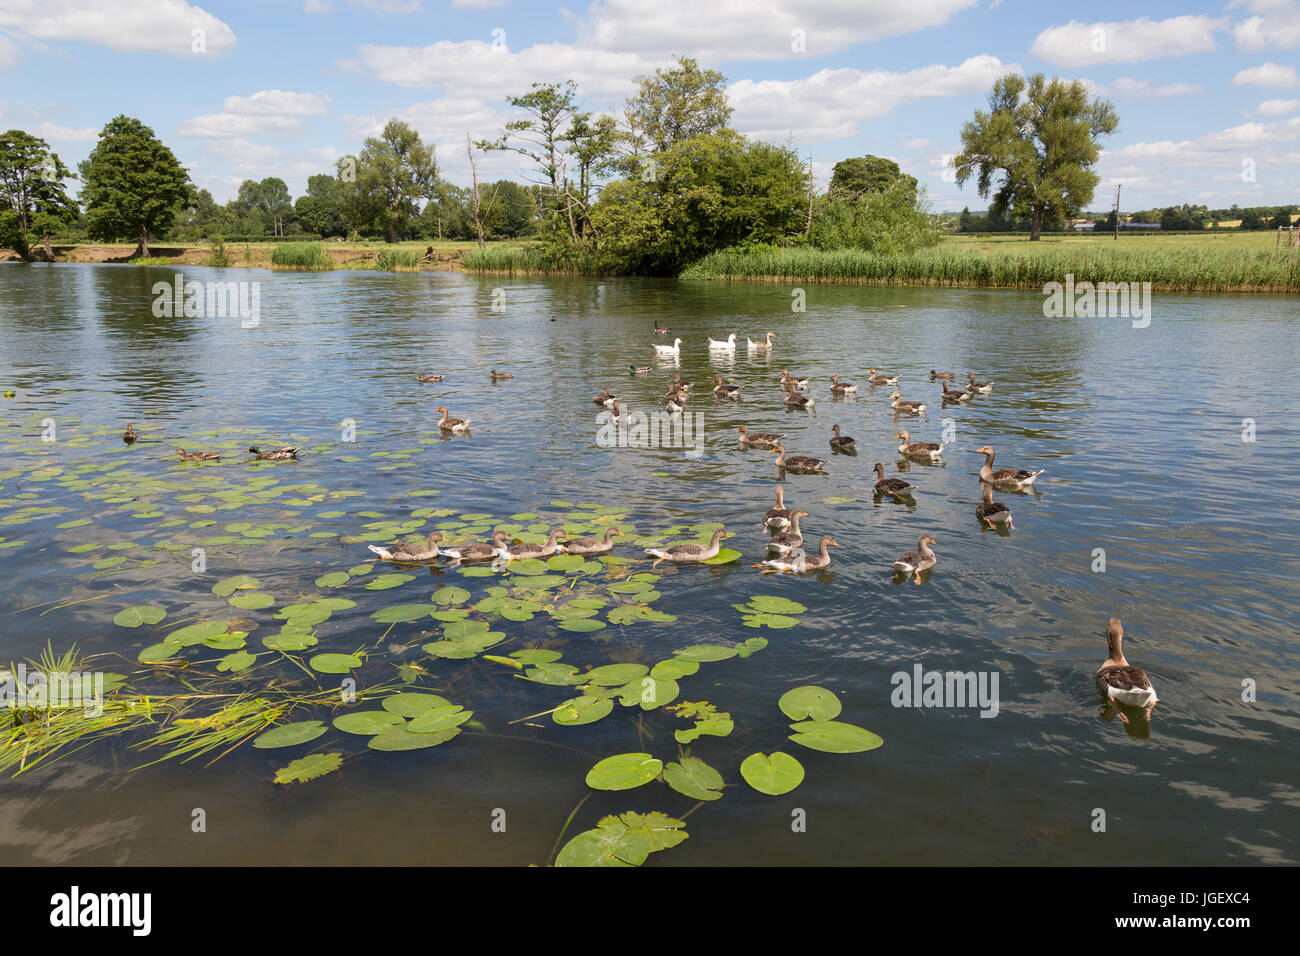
{"left": 593, "top": 387, "right": 617, "bottom": 408}
{"left": 771, "top": 443, "right": 826, "bottom": 474}
{"left": 504, "top": 527, "right": 565, "bottom": 561}
{"left": 940, "top": 381, "right": 970, "bottom": 403}
{"left": 736, "top": 425, "right": 784, "bottom": 448}
{"left": 929, "top": 370, "right": 954, "bottom": 381}
{"left": 442, "top": 530, "right": 510, "bottom": 563}
{"left": 645, "top": 528, "right": 729, "bottom": 569}
{"left": 653, "top": 320, "right": 670, "bottom": 336}
{"left": 867, "top": 368, "right": 899, "bottom": 386}
{"left": 671, "top": 374, "right": 693, "bottom": 393}
{"left": 629, "top": 365, "right": 651, "bottom": 375}
{"left": 747, "top": 331, "right": 775, "bottom": 351}
{"left": 967, "top": 372, "right": 993, "bottom": 394}
{"left": 830, "top": 374, "right": 858, "bottom": 395}
{"left": 653, "top": 337, "right": 683, "bottom": 356}
{"left": 713, "top": 376, "right": 741, "bottom": 399}
{"left": 175, "top": 449, "right": 220, "bottom": 462}
{"left": 872, "top": 462, "right": 916, "bottom": 498}
{"left": 896, "top": 430, "right": 946, "bottom": 461}
{"left": 892, "top": 534, "right": 937, "bottom": 583}
{"left": 369, "top": 531, "right": 446, "bottom": 563}
{"left": 434, "top": 406, "right": 471, "bottom": 433}
{"left": 763, "top": 485, "right": 795, "bottom": 530}
{"left": 708, "top": 333, "right": 737, "bottom": 352}
{"left": 975, "top": 445, "right": 1044, "bottom": 490}
{"left": 248, "top": 446, "right": 297, "bottom": 461}
{"left": 607, "top": 399, "right": 625, "bottom": 424}
{"left": 890, "top": 391, "right": 926, "bottom": 415}
{"left": 1096, "top": 617, "right": 1158, "bottom": 723}
{"left": 417, "top": 374, "right": 443, "bottom": 383}
{"left": 783, "top": 383, "right": 815, "bottom": 409}
{"left": 561, "top": 526, "right": 624, "bottom": 555}
{"left": 490, "top": 369, "right": 514, "bottom": 381}
{"left": 765, "top": 510, "right": 808, "bottom": 555}
{"left": 829, "top": 425, "right": 856, "bottom": 452}
{"left": 122, "top": 423, "right": 138, "bottom": 445}
{"left": 779, "top": 369, "right": 810, "bottom": 390}
{"left": 755, "top": 535, "right": 838, "bottom": 573}
{"left": 666, "top": 392, "right": 688, "bottom": 414}
{"left": 976, "top": 484, "right": 1013, "bottom": 529}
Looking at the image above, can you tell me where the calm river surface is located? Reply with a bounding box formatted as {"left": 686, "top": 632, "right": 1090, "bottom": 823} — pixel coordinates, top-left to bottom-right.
{"left": 1, "top": 262, "right": 1297, "bottom": 865}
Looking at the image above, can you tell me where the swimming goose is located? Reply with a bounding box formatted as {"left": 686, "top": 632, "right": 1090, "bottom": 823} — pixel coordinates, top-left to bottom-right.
{"left": 766, "top": 511, "right": 808, "bottom": 555}
{"left": 434, "top": 406, "right": 471, "bottom": 433}
{"left": 505, "top": 527, "right": 565, "bottom": 560}
{"left": 736, "top": 425, "right": 784, "bottom": 448}
{"left": 708, "top": 333, "right": 737, "bottom": 352}
{"left": 890, "top": 391, "right": 926, "bottom": 415}
{"left": 867, "top": 368, "right": 899, "bottom": 386}
{"left": 966, "top": 373, "right": 993, "bottom": 394}
{"left": 975, "top": 445, "right": 1044, "bottom": 490}
{"left": 671, "top": 374, "right": 693, "bottom": 393}
{"left": 490, "top": 369, "right": 514, "bottom": 381}
{"left": 779, "top": 369, "right": 810, "bottom": 390}
{"left": 892, "top": 534, "right": 937, "bottom": 582}
{"left": 755, "top": 535, "right": 838, "bottom": 573}
{"left": 666, "top": 392, "right": 688, "bottom": 414}
{"left": 653, "top": 337, "right": 683, "bottom": 356}
{"left": 829, "top": 425, "right": 856, "bottom": 452}
{"left": 976, "top": 484, "right": 1013, "bottom": 529}
{"left": 248, "top": 446, "right": 297, "bottom": 461}
{"left": 929, "top": 370, "right": 954, "bottom": 381}
{"left": 123, "top": 423, "right": 138, "bottom": 445}
{"left": 872, "top": 462, "right": 916, "bottom": 498}
{"left": 561, "top": 526, "right": 623, "bottom": 555}
{"left": 653, "top": 320, "right": 670, "bottom": 335}
{"left": 645, "top": 528, "right": 728, "bottom": 569}
{"left": 783, "top": 383, "right": 815, "bottom": 409}
{"left": 713, "top": 376, "right": 741, "bottom": 399}
{"left": 940, "top": 381, "right": 970, "bottom": 403}
{"left": 771, "top": 443, "right": 826, "bottom": 474}
{"left": 593, "top": 386, "right": 615, "bottom": 407}
{"left": 442, "top": 530, "right": 510, "bottom": 563}
{"left": 175, "top": 448, "right": 220, "bottom": 462}
{"left": 1096, "top": 617, "right": 1158, "bottom": 723}
{"left": 369, "top": 531, "right": 446, "bottom": 562}
{"left": 763, "top": 485, "right": 795, "bottom": 530}
{"left": 830, "top": 375, "right": 858, "bottom": 394}
{"left": 417, "top": 374, "right": 443, "bottom": 383}
{"left": 896, "top": 430, "right": 946, "bottom": 461}
{"left": 747, "top": 331, "right": 776, "bottom": 350}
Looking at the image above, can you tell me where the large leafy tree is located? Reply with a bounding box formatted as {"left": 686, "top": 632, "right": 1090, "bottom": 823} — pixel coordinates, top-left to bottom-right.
{"left": 954, "top": 73, "right": 1117, "bottom": 240}
{"left": 0, "top": 129, "right": 78, "bottom": 259}
{"left": 339, "top": 120, "right": 438, "bottom": 242}
{"left": 624, "top": 57, "right": 732, "bottom": 156}
{"left": 79, "top": 115, "right": 194, "bottom": 256}
{"left": 236, "top": 177, "right": 293, "bottom": 235}
{"left": 828, "top": 155, "right": 917, "bottom": 203}
{"left": 293, "top": 174, "right": 345, "bottom": 237}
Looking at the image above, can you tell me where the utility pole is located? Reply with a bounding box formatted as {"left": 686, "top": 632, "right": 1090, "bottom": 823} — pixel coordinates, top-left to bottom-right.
{"left": 1113, "top": 184, "right": 1121, "bottom": 241}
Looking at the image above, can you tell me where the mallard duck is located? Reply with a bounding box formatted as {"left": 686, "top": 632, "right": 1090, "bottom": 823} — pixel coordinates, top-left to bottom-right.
{"left": 629, "top": 365, "right": 651, "bottom": 375}
{"left": 561, "top": 526, "right": 623, "bottom": 555}
{"left": 708, "top": 333, "right": 737, "bottom": 352}
{"left": 249, "top": 446, "right": 297, "bottom": 461}
{"left": 966, "top": 372, "right": 993, "bottom": 394}
{"left": 976, "top": 484, "right": 1013, "bottom": 529}
{"left": 783, "top": 383, "right": 815, "bottom": 409}
{"left": 867, "top": 368, "right": 899, "bottom": 386}
{"left": 829, "top": 424, "right": 856, "bottom": 452}
{"left": 755, "top": 535, "right": 838, "bottom": 573}
{"left": 653, "top": 337, "right": 683, "bottom": 356}
{"left": 653, "top": 320, "right": 670, "bottom": 335}
{"left": 873, "top": 462, "right": 916, "bottom": 497}
{"left": 505, "top": 527, "right": 565, "bottom": 560}
{"left": 763, "top": 485, "right": 795, "bottom": 529}
{"left": 490, "top": 369, "right": 514, "bottom": 381}
{"left": 830, "top": 374, "right": 858, "bottom": 394}
{"left": 766, "top": 510, "right": 808, "bottom": 555}
{"left": 975, "top": 445, "right": 1044, "bottom": 490}
{"left": 442, "top": 530, "right": 510, "bottom": 563}
{"left": 892, "top": 534, "right": 937, "bottom": 582}
{"left": 369, "top": 531, "right": 445, "bottom": 562}
{"left": 747, "top": 331, "right": 775, "bottom": 350}
{"left": 929, "top": 370, "right": 954, "bottom": 381}
{"left": 896, "top": 430, "right": 946, "bottom": 461}
{"left": 771, "top": 443, "right": 826, "bottom": 473}
{"left": 736, "top": 425, "right": 784, "bottom": 448}
{"left": 175, "top": 448, "right": 219, "bottom": 462}
{"left": 645, "top": 528, "right": 728, "bottom": 568}
{"left": 1096, "top": 617, "right": 1158, "bottom": 723}
{"left": 417, "top": 374, "right": 443, "bottom": 383}
{"left": 941, "top": 381, "right": 970, "bottom": 403}
{"left": 779, "top": 369, "right": 810, "bottom": 390}
{"left": 435, "top": 406, "right": 471, "bottom": 433}
{"left": 713, "top": 376, "right": 741, "bottom": 398}
{"left": 890, "top": 391, "right": 926, "bottom": 414}
{"left": 122, "top": 423, "right": 138, "bottom": 444}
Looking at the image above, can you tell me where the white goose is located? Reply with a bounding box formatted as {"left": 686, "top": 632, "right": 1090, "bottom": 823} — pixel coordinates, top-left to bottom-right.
{"left": 653, "top": 337, "right": 683, "bottom": 356}
{"left": 708, "top": 333, "right": 737, "bottom": 352}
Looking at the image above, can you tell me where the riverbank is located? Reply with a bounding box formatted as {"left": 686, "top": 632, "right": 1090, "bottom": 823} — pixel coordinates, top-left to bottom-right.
{"left": 1, "top": 239, "right": 486, "bottom": 271}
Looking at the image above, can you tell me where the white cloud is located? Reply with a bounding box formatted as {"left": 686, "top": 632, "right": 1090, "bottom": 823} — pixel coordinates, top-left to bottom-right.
{"left": 1233, "top": 1, "right": 1300, "bottom": 52}
{"left": 178, "top": 113, "right": 308, "bottom": 138}
{"left": 221, "top": 90, "right": 332, "bottom": 117}
{"left": 1030, "top": 16, "right": 1224, "bottom": 67}
{"left": 1110, "top": 77, "right": 1203, "bottom": 98}
{"left": 0, "top": 32, "right": 18, "bottom": 69}
{"left": 304, "top": 0, "right": 331, "bottom": 12}
{"left": 1102, "top": 115, "right": 1300, "bottom": 175}
{"left": 1231, "top": 62, "right": 1300, "bottom": 87}
{"left": 341, "top": 97, "right": 522, "bottom": 182}
{"left": 1253, "top": 97, "right": 1299, "bottom": 116}
{"left": 452, "top": 0, "right": 507, "bottom": 6}
{"left": 347, "top": 0, "right": 423, "bottom": 12}
{"left": 0, "top": 0, "right": 235, "bottom": 57}
{"left": 31, "top": 120, "right": 97, "bottom": 141}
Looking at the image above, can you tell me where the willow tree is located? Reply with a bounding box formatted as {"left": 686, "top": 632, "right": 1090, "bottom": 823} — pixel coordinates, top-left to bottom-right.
{"left": 954, "top": 73, "right": 1117, "bottom": 240}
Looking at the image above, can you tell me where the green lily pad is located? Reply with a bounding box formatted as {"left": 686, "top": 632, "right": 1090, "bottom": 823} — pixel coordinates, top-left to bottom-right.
{"left": 310, "top": 652, "right": 363, "bottom": 674}
{"left": 212, "top": 574, "right": 259, "bottom": 597}
{"left": 366, "top": 574, "right": 414, "bottom": 590}
{"left": 113, "top": 605, "right": 166, "bottom": 628}
{"left": 700, "top": 547, "right": 742, "bottom": 565}
{"left": 673, "top": 644, "right": 738, "bottom": 662}
{"left": 333, "top": 711, "right": 404, "bottom": 735}
{"left": 553, "top": 695, "right": 614, "bottom": 726}
{"left": 407, "top": 705, "right": 473, "bottom": 734}
{"left": 315, "top": 571, "right": 350, "bottom": 587}
{"left": 253, "top": 720, "right": 328, "bottom": 749}
{"left": 382, "top": 693, "right": 452, "bottom": 716}
{"left": 778, "top": 686, "right": 842, "bottom": 722}
{"left": 274, "top": 752, "right": 343, "bottom": 784}
{"left": 740, "top": 751, "right": 805, "bottom": 795}
{"left": 663, "top": 756, "right": 725, "bottom": 801}
{"left": 367, "top": 725, "right": 460, "bottom": 751}
{"left": 228, "top": 592, "right": 275, "bottom": 610}
{"left": 788, "top": 721, "right": 884, "bottom": 754}
{"left": 748, "top": 595, "right": 807, "bottom": 615}
{"left": 586, "top": 753, "right": 664, "bottom": 791}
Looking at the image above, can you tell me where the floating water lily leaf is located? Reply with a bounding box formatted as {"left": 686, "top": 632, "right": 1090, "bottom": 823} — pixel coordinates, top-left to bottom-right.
{"left": 138, "top": 641, "right": 182, "bottom": 663}
{"left": 367, "top": 725, "right": 459, "bottom": 751}
{"left": 741, "top": 612, "right": 801, "bottom": 630}
{"left": 310, "top": 652, "right": 362, "bottom": 674}
{"left": 568, "top": 598, "right": 607, "bottom": 610}
{"left": 212, "top": 574, "right": 259, "bottom": 597}
{"left": 511, "top": 649, "right": 562, "bottom": 665}
{"left": 371, "top": 604, "right": 436, "bottom": 624}
{"left": 740, "top": 751, "right": 804, "bottom": 795}
{"left": 333, "top": 711, "right": 404, "bottom": 735}
{"left": 204, "top": 631, "right": 248, "bottom": 650}
{"left": 674, "top": 714, "right": 734, "bottom": 744}
{"left": 274, "top": 752, "right": 342, "bottom": 784}
{"left": 382, "top": 693, "right": 452, "bottom": 716}
{"left": 263, "top": 630, "right": 317, "bottom": 651}
{"left": 778, "top": 686, "right": 842, "bottom": 722}
{"left": 555, "top": 811, "right": 687, "bottom": 868}
{"left": 585, "top": 663, "right": 648, "bottom": 686}
{"left": 553, "top": 695, "right": 614, "bottom": 726}
{"left": 788, "top": 721, "right": 883, "bottom": 754}
{"left": 407, "top": 705, "right": 473, "bottom": 734}
{"left": 662, "top": 757, "right": 724, "bottom": 801}
{"left": 748, "top": 595, "right": 807, "bottom": 615}
{"left": 228, "top": 592, "right": 275, "bottom": 610}
{"left": 432, "top": 585, "right": 470, "bottom": 605}
{"left": 315, "top": 572, "right": 349, "bottom": 587}
{"left": 558, "top": 617, "right": 606, "bottom": 632}
{"left": 650, "top": 658, "right": 698, "bottom": 680}
{"left": 586, "top": 753, "right": 663, "bottom": 791}
{"left": 169, "top": 620, "right": 231, "bottom": 646}
{"left": 619, "top": 676, "right": 679, "bottom": 710}
{"left": 366, "top": 574, "right": 414, "bottom": 590}
{"left": 113, "top": 605, "right": 166, "bottom": 628}
{"left": 700, "top": 548, "right": 742, "bottom": 565}
{"left": 217, "top": 650, "right": 256, "bottom": 672}
{"left": 253, "top": 720, "right": 327, "bottom": 749}
{"left": 673, "top": 644, "right": 738, "bottom": 662}
{"left": 523, "top": 662, "right": 584, "bottom": 685}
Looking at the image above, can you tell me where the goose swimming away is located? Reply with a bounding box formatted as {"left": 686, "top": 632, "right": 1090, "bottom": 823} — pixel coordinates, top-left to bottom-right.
{"left": 966, "top": 372, "right": 993, "bottom": 394}
{"left": 654, "top": 320, "right": 670, "bottom": 335}
{"left": 830, "top": 375, "right": 857, "bottom": 394}
{"left": 504, "top": 527, "right": 565, "bottom": 560}
{"left": 763, "top": 485, "right": 795, "bottom": 530}
{"left": 713, "top": 376, "right": 741, "bottom": 398}
{"left": 708, "top": 333, "right": 737, "bottom": 352}
{"left": 975, "top": 484, "right": 1013, "bottom": 529}
{"left": 417, "top": 374, "right": 443, "bottom": 383}
{"left": 940, "top": 381, "right": 970, "bottom": 403}
{"left": 765, "top": 510, "right": 808, "bottom": 555}
{"left": 490, "top": 369, "right": 514, "bottom": 381}
{"left": 829, "top": 425, "right": 856, "bottom": 452}
{"left": 369, "top": 531, "right": 446, "bottom": 562}
{"left": 123, "top": 423, "right": 138, "bottom": 444}
{"left": 653, "top": 337, "right": 683, "bottom": 356}
{"left": 435, "top": 406, "right": 471, "bottom": 433}
{"left": 779, "top": 369, "right": 810, "bottom": 390}
{"left": 249, "top": 446, "right": 297, "bottom": 461}
{"left": 1096, "top": 617, "right": 1158, "bottom": 723}
{"left": 867, "top": 368, "right": 899, "bottom": 386}
{"left": 783, "top": 383, "right": 815, "bottom": 409}
{"left": 892, "top": 534, "right": 937, "bottom": 583}
{"left": 645, "top": 528, "right": 728, "bottom": 569}
{"left": 975, "top": 445, "right": 1044, "bottom": 491}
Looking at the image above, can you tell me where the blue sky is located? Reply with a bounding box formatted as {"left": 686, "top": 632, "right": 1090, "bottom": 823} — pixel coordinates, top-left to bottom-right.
{"left": 1, "top": 0, "right": 1297, "bottom": 211}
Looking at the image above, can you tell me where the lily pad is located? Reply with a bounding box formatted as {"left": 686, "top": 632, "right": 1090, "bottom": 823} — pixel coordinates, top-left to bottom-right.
{"left": 778, "top": 686, "right": 842, "bottom": 722}
{"left": 333, "top": 711, "right": 404, "bottom": 735}
{"left": 253, "top": 720, "right": 328, "bottom": 749}
{"left": 274, "top": 752, "right": 343, "bottom": 784}
{"left": 553, "top": 695, "right": 614, "bottom": 726}
{"left": 662, "top": 757, "right": 725, "bottom": 802}
{"left": 787, "top": 721, "right": 883, "bottom": 754}
{"left": 586, "top": 753, "right": 664, "bottom": 791}
{"left": 113, "top": 605, "right": 166, "bottom": 628}
{"left": 740, "top": 751, "right": 805, "bottom": 795}
{"left": 310, "top": 652, "right": 363, "bottom": 674}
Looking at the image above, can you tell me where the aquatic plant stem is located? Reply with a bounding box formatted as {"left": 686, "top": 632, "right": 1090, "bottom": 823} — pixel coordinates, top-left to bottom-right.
{"left": 546, "top": 792, "right": 592, "bottom": 867}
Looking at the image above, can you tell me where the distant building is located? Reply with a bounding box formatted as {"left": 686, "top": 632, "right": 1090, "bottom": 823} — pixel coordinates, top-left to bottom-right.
{"left": 1122, "top": 222, "right": 1161, "bottom": 230}
{"left": 1070, "top": 220, "right": 1095, "bottom": 231}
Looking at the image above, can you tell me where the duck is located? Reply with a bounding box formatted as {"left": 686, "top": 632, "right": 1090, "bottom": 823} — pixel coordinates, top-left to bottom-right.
{"left": 653, "top": 337, "right": 683, "bottom": 356}
{"left": 765, "top": 511, "right": 808, "bottom": 555}
{"left": 872, "top": 462, "right": 916, "bottom": 498}
{"left": 1096, "top": 617, "right": 1158, "bottom": 723}
{"left": 755, "top": 535, "right": 838, "bottom": 573}
{"left": 779, "top": 369, "right": 810, "bottom": 390}
{"left": 783, "top": 383, "right": 815, "bottom": 409}
{"left": 966, "top": 372, "right": 993, "bottom": 394}
{"left": 890, "top": 391, "right": 926, "bottom": 415}
{"left": 896, "top": 430, "right": 946, "bottom": 461}
{"left": 435, "top": 406, "right": 471, "bottom": 434}
{"left": 490, "top": 369, "right": 514, "bottom": 381}
{"left": 504, "top": 527, "right": 565, "bottom": 561}
{"left": 940, "top": 381, "right": 970, "bottom": 403}
{"left": 560, "top": 526, "right": 623, "bottom": 555}
{"left": 830, "top": 374, "right": 858, "bottom": 395}
{"left": 442, "top": 530, "right": 510, "bottom": 563}
{"left": 747, "top": 331, "right": 775, "bottom": 351}
{"left": 974, "top": 445, "right": 1044, "bottom": 490}
{"left": 929, "top": 370, "right": 954, "bottom": 381}
{"left": 867, "top": 368, "right": 899, "bottom": 386}
{"left": 175, "top": 448, "right": 220, "bottom": 462}
{"left": 713, "top": 376, "right": 741, "bottom": 399}
{"left": 249, "top": 446, "right": 297, "bottom": 461}
{"left": 653, "top": 320, "right": 670, "bottom": 335}
{"left": 629, "top": 365, "right": 651, "bottom": 375}
{"left": 771, "top": 443, "right": 826, "bottom": 474}
{"left": 593, "top": 387, "right": 617, "bottom": 408}
{"left": 122, "top": 423, "right": 138, "bottom": 445}
{"left": 417, "top": 374, "right": 443, "bottom": 383}
{"left": 763, "top": 485, "right": 795, "bottom": 530}
{"left": 829, "top": 425, "right": 856, "bottom": 452}
{"left": 708, "top": 333, "right": 737, "bottom": 352}
{"left": 369, "top": 531, "right": 446, "bottom": 562}
{"left": 645, "top": 528, "right": 728, "bottom": 569}
{"left": 736, "top": 425, "right": 784, "bottom": 448}
{"left": 975, "top": 484, "right": 1013, "bottom": 529}
{"left": 892, "top": 534, "right": 937, "bottom": 583}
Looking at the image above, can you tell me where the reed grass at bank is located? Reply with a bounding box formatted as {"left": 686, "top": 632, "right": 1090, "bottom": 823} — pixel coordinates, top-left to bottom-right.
{"left": 269, "top": 242, "right": 334, "bottom": 271}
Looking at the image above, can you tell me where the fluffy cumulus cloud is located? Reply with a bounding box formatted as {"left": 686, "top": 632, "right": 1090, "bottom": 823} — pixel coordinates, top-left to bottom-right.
{"left": 1232, "top": 0, "right": 1300, "bottom": 52}
{"left": 1110, "top": 77, "right": 1203, "bottom": 98}
{"left": 1231, "top": 62, "right": 1300, "bottom": 87}
{"left": 1101, "top": 115, "right": 1300, "bottom": 178}
{"left": 0, "top": 0, "right": 235, "bottom": 56}
{"left": 178, "top": 90, "right": 332, "bottom": 139}
{"left": 1253, "top": 98, "right": 1300, "bottom": 116}
{"left": 1029, "top": 16, "right": 1225, "bottom": 67}
{"left": 31, "top": 121, "right": 97, "bottom": 141}
{"left": 220, "top": 91, "right": 332, "bottom": 117}
{"left": 0, "top": 32, "right": 18, "bottom": 69}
